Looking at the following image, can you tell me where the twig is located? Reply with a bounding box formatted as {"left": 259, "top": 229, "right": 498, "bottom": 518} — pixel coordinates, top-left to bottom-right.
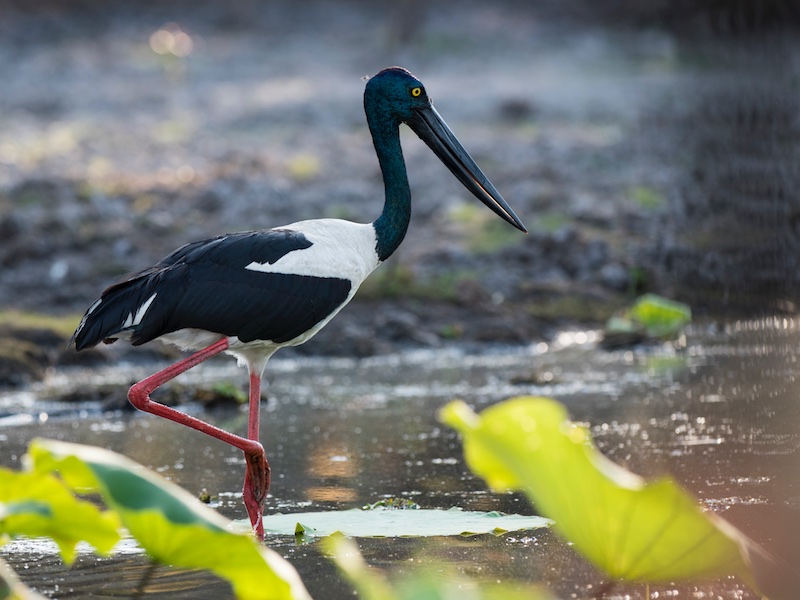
{"left": 131, "top": 559, "right": 158, "bottom": 599}
{"left": 590, "top": 580, "right": 617, "bottom": 599}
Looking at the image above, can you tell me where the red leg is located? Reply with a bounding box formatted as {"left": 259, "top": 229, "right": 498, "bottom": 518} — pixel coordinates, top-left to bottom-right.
{"left": 248, "top": 369, "right": 261, "bottom": 441}
{"left": 127, "top": 337, "right": 269, "bottom": 538}
{"left": 243, "top": 368, "right": 267, "bottom": 539}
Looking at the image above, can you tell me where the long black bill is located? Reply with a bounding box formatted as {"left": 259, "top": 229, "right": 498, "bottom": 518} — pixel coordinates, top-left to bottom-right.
{"left": 407, "top": 104, "right": 527, "bottom": 233}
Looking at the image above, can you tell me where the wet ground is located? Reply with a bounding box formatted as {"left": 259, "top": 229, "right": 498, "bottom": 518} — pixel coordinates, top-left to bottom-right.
{"left": 1, "top": 316, "right": 799, "bottom": 598}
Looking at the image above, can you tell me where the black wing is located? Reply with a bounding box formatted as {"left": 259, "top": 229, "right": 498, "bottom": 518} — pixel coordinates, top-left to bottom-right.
{"left": 71, "top": 230, "right": 352, "bottom": 350}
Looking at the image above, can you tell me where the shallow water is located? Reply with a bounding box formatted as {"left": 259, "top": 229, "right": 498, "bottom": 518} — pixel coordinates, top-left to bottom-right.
{"left": 1, "top": 318, "right": 799, "bottom": 599}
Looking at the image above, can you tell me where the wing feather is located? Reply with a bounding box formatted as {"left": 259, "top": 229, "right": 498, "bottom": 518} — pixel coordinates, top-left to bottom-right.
{"left": 71, "top": 229, "right": 351, "bottom": 350}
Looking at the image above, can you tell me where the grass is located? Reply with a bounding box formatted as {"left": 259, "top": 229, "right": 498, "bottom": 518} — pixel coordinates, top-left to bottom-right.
{"left": 0, "top": 310, "right": 82, "bottom": 339}
{"left": 357, "top": 263, "right": 480, "bottom": 302}
{"left": 524, "top": 293, "right": 624, "bottom": 323}
{"left": 532, "top": 211, "right": 571, "bottom": 233}
{"left": 628, "top": 185, "right": 665, "bottom": 210}
{"left": 0, "top": 337, "right": 49, "bottom": 380}
{"left": 447, "top": 203, "right": 522, "bottom": 253}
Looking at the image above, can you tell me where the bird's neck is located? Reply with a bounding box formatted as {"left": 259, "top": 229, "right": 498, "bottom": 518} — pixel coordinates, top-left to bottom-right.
{"left": 369, "top": 114, "right": 411, "bottom": 262}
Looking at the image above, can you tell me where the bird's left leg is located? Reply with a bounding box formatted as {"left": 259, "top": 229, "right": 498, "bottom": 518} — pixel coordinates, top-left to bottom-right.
{"left": 127, "top": 337, "right": 268, "bottom": 538}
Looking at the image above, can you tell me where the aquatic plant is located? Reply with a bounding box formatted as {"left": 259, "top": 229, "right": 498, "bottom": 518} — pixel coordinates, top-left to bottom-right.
{"left": 0, "top": 439, "right": 547, "bottom": 599}
{"left": 440, "top": 396, "right": 794, "bottom": 599}
{"left": 2, "top": 439, "right": 310, "bottom": 600}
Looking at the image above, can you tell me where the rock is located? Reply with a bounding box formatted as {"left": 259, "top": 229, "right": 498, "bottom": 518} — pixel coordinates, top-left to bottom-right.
{"left": 0, "top": 337, "right": 50, "bottom": 386}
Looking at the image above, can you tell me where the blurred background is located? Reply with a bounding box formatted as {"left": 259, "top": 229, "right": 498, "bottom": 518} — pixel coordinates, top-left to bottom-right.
{"left": 1, "top": 4, "right": 799, "bottom": 598}
{"left": 0, "top": 0, "right": 797, "bottom": 368}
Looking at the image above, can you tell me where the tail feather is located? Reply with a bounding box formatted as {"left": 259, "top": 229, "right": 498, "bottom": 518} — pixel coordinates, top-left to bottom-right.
{"left": 70, "top": 273, "right": 162, "bottom": 351}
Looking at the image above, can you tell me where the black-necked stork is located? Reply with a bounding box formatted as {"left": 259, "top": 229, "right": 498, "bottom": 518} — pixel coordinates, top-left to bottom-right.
{"left": 70, "top": 66, "right": 526, "bottom": 538}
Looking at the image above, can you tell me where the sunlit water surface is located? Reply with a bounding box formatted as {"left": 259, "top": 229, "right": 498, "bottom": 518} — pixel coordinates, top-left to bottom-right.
{"left": 1, "top": 318, "right": 798, "bottom": 599}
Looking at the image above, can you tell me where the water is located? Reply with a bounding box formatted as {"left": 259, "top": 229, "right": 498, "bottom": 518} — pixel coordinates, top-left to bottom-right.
{"left": 1, "top": 319, "right": 798, "bottom": 599}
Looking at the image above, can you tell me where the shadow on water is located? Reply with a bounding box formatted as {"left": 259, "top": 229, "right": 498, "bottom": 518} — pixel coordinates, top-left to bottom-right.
{"left": 1, "top": 317, "right": 798, "bottom": 598}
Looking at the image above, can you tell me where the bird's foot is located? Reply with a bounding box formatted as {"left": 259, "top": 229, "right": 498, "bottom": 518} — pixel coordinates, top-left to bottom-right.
{"left": 243, "top": 444, "right": 270, "bottom": 540}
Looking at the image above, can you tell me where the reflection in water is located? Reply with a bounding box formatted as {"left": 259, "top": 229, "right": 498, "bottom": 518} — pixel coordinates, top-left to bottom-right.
{"left": 0, "top": 319, "right": 798, "bottom": 598}
{"left": 304, "top": 438, "right": 359, "bottom": 502}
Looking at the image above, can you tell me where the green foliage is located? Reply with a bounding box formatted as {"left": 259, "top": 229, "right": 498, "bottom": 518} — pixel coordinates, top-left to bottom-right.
{"left": 525, "top": 292, "right": 622, "bottom": 323}
{"left": 27, "top": 439, "right": 311, "bottom": 600}
{"left": 322, "top": 535, "right": 396, "bottom": 600}
{"left": 323, "top": 535, "right": 556, "bottom": 600}
{"left": 361, "top": 497, "right": 420, "bottom": 510}
{"left": 210, "top": 381, "right": 248, "bottom": 405}
{"left": 0, "top": 468, "right": 120, "bottom": 564}
{"left": 532, "top": 211, "right": 570, "bottom": 233}
{"left": 606, "top": 293, "right": 691, "bottom": 338}
{"left": 628, "top": 185, "right": 665, "bottom": 210}
{"left": 357, "top": 263, "right": 479, "bottom": 302}
{"left": 286, "top": 153, "right": 321, "bottom": 182}
{"left": 440, "top": 397, "right": 766, "bottom": 591}
{"left": 629, "top": 294, "right": 691, "bottom": 336}
{"left": 261, "top": 507, "right": 550, "bottom": 538}
{"left": 448, "top": 202, "right": 521, "bottom": 253}
{"left": 0, "top": 310, "right": 82, "bottom": 340}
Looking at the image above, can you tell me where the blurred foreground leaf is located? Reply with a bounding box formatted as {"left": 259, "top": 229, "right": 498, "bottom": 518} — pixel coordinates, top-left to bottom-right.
{"left": 0, "top": 468, "right": 119, "bottom": 564}
{"left": 440, "top": 397, "right": 773, "bottom": 594}
{"left": 323, "top": 534, "right": 555, "bottom": 600}
{"left": 28, "top": 439, "right": 310, "bottom": 600}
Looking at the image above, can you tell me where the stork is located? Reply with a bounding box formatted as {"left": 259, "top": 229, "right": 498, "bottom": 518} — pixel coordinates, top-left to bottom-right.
{"left": 70, "top": 67, "right": 526, "bottom": 538}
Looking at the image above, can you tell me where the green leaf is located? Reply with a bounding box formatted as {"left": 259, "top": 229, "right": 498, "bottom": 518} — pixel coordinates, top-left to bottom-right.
{"left": 440, "top": 397, "right": 759, "bottom": 586}
{"left": 605, "top": 294, "right": 691, "bottom": 341}
{"left": 628, "top": 294, "right": 691, "bottom": 337}
{"left": 323, "top": 534, "right": 557, "bottom": 600}
{"left": 28, "top": 439, "right": 310, "bottom": 600}
{"left": 259, "top": 507, "right": 550, "bottom": 538}
{"left": 0, "top": 467, "right": 120, "bottom": 564}
{"left": 323, "top": 535, "right": 398, "bottom": 600}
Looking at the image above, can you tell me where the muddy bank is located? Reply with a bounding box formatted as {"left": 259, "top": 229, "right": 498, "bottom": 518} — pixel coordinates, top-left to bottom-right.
{"left": 0, "top": 1, "right": 797, "bottom": 384}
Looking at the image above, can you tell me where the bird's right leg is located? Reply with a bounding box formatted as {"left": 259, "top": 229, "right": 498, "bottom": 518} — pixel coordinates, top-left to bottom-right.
{"left": 127, "top": 337, "right": 268, "bottom": 536}
{"left": 241, "top": 367, "right": 269, "bottom": 539}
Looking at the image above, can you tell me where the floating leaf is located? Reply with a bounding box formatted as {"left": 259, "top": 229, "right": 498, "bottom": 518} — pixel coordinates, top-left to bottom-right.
{"left": 0, "top": 468, "right": 120, "bottom": 564}
{"left": 440, "top": 397, "right": 762, "bottom": 588}
{"left": 259, "top": 507, "right": 550, "bottom": 538}
{"left": 28, "top": 439, "right": 310, "bottom": 600}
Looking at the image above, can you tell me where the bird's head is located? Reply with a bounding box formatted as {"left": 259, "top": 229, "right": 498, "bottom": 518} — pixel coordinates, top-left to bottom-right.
{"left": 364, "top": 67, "right": 431, "bottom": 124}
{"left": 364, "top": 66, "right": 527, "bottom": 233}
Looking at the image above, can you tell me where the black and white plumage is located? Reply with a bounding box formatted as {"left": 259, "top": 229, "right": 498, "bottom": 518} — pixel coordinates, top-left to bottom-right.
{"left": 70, "top": 67, "right": 526, "bottom": 538}
{"left": 73, "top": 220, "right": 377, "bottom": 363}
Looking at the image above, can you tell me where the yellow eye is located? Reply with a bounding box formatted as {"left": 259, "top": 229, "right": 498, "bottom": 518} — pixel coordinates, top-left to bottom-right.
{"left": 411, "top": 87, "right": 422, "bottom": 97}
